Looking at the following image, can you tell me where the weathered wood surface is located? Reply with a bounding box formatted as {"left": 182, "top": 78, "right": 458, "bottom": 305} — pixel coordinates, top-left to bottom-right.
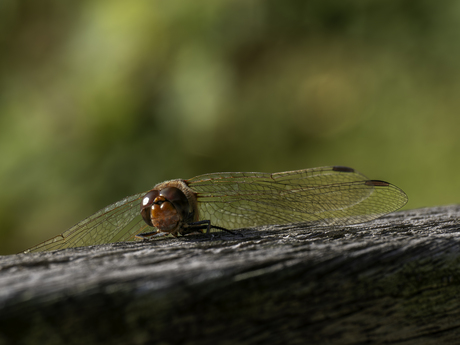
{"left": 1, "top": 205, "right": 460, "bottom": 345}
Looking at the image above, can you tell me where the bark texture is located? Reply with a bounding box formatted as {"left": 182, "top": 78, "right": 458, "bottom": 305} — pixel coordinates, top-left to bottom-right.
{"left": 1, "top": 205, "right": 460, "bottom": 345}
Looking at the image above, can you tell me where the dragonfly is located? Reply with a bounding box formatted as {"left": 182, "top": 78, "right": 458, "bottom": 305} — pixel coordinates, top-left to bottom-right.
{"left": 24, "top": 166, "right": 408, "bottom": 253}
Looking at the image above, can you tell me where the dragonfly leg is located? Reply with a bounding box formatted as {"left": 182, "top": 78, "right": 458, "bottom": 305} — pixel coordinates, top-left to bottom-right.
{"left": 135, "top": 230, "right": 172, "bottom": 240}
{"left": 183, "top": 220, "right": 237, "bottom": 235}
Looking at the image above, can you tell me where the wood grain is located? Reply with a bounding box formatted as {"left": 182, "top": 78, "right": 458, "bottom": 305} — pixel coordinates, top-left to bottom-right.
{"left": 1, "top": 205, "right": 459, "bottom": 344}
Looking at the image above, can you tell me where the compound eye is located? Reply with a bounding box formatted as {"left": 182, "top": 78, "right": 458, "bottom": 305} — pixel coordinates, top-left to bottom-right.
{"left": 159, "top": 187, "right": 190, "bottom": 216}
{"left": 140, "top": 190, "right": 160, "bottom": 226}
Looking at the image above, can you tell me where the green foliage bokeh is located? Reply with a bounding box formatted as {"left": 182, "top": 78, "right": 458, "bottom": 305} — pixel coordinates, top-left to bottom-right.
{"left": 1, "top": 0, "right": 459, "bottom": 254}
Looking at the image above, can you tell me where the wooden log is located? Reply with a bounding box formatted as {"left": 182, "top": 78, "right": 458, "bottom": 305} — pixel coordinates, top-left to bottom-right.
{"left": 1, "top": 205, "right": 460, "bottom": 344}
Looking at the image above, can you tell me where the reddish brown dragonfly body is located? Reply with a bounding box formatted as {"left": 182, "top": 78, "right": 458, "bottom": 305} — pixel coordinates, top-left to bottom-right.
{"left": 24, "top": 166, "right": 407, "bottom": 253}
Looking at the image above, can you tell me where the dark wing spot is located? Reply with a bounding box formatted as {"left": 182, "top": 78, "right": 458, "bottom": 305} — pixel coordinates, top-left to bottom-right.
{"left": 332, "top": 166, "right": 355, "bottom": 173}
{"left": 365, "top": 180, "right": 390, "bottom": 186}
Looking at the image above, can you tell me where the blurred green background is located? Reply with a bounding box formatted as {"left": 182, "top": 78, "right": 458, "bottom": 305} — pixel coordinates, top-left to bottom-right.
{"left": 1, "top": 0, "right": 459, "bottom": 254}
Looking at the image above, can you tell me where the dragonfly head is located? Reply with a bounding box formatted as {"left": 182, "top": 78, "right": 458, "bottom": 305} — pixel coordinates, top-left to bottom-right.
{"left": 140, "top": 187, "right": 191, "bottom": 232}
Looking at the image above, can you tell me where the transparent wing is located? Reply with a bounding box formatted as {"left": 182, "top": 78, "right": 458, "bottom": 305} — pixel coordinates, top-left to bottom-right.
{"left": 187, "top": 166, "right": 408, "bottom": 229}
{"left": 25, "top": 166, "right": 408, "bottom": 253}
{"left": 25, "top": 192, "right": 149, "bottom": 253}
